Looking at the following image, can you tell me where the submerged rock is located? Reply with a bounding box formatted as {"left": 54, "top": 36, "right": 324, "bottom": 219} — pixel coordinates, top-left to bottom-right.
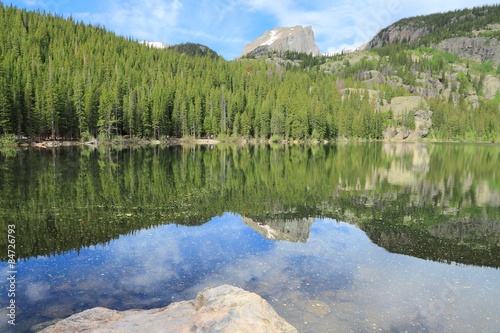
{"left": 39, "top": 285, "right": 298, "bottom": 333}
{"left": 305, "top": 300, "right": 331, "bottom": 317}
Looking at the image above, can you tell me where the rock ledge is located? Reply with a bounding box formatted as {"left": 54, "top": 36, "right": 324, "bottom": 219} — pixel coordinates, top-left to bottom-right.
{"left": 39, "top": 285, "right": 298, "bottom": 333}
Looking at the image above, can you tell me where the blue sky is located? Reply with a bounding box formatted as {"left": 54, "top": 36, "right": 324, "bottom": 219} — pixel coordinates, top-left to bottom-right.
{"left": 10, "top": 0, "right": 500, "bottom": 59}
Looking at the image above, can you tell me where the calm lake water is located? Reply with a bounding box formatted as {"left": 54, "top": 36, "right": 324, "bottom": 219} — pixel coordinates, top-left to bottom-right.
{"left": 0, "top": 143, "right": 499, "bottom": 333}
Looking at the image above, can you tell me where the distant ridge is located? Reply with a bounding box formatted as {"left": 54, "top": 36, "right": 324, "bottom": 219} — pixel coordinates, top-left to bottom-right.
{"left": 363, "top": 4, "right": 500, "bottom": 50}
{"left": 169, "top": 43, "right": 220, "bottom": 58}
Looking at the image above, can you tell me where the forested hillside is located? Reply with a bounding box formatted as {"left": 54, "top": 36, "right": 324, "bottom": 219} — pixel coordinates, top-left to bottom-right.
{"left": 0, "top": 4, "right": 379, "bottom": 141}
{"left": 0, "top": 3, "right": 499, "bottom": 143}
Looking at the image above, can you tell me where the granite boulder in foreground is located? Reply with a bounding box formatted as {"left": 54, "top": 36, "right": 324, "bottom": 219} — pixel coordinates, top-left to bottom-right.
{"left": 39, "top": 285, "right": 298, "bottom": 333}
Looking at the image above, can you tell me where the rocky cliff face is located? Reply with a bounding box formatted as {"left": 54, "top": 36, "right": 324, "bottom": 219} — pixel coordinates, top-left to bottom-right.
{"left": 365, "top": 26, "right": 500, "bottom": 65}
{"left": 436, "top": 37, "right": 500, "bottom": 65}
{"left": 39, "top": 285, "right": 298, "bottom": 333}
{"left": 364, "top": 24, "right": 429, "bottom": 49}
{"left": 240, "top": 26, "right": 321, "bottom": 57}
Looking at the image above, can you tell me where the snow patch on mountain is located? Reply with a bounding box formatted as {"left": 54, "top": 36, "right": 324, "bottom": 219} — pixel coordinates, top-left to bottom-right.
{"left": 261, "top": 29, "right": 279, "bottom": 46}
{"left": 139, "top": 41, "right": 169, "bottom": 49}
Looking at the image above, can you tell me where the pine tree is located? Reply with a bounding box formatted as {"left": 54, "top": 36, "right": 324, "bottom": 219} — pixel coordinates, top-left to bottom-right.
{"left": 0, "top": 64, "right": 12, "bottom": 135}
{"left": 73, "top": 72, "right": 85, "bottom": 137}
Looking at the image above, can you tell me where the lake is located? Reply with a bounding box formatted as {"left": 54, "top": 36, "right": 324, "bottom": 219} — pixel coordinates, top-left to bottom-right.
{"left": 0, "top": 142, "right": 499, "bottom": 333}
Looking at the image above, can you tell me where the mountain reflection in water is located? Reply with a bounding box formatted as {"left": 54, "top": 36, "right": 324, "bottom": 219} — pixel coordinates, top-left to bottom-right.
{"left": 0, "top": 142, "right": 499, "bottom": 332}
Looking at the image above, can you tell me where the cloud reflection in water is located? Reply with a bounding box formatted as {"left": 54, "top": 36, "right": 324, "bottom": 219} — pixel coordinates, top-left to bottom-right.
{"left": 5, "top": 213, "right": 500, "bottom": 333}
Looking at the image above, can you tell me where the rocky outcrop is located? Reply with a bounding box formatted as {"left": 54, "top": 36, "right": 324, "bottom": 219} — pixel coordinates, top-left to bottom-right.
{"left": 383, "top": 96, "right": 432, "bottom": 140}
{"left": 39, "top": 285, "right": 298, "bottom": 333}
{"left": 483, "top": 75, "right": 500, "bottom": 99}
{"left": 241, "top": 26, "right": 321, "bottom": 57}
{"left": 413, "top": 110, "right": 433, "bottom": 138}
{"left": 384, "top": 126, "right": 412, "bottom": 140}
{"left": 384, "top": 96, "right": 428, "bottom": 117}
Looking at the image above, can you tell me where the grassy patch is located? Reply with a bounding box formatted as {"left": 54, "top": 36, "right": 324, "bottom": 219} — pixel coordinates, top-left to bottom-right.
{"left": 0, "top": 134, "right": 17, "bottom": 147}
{"left": 471, "top": 59, "right": 496, "bottom": 75}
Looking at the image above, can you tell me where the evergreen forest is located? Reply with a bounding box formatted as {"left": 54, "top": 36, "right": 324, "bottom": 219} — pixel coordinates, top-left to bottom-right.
{"left": 0, "top": 3, "right": 499, "bottom": 142}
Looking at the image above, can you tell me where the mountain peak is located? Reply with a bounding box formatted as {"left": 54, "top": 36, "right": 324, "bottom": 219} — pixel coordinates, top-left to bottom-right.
{"left": 240, "top": 25, "right": 321, "bottom": 57}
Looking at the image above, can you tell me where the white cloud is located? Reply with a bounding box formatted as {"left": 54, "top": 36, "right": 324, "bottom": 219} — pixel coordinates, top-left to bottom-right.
{"left": 25, "top": 282, "right": 52, "bottom": 302}
{"left": 238, "top": 0, "right": 402, "bottom": 54}
{"left": 49, "top": 0, "right": 500, "bottom": 58}
{"left": 71, "top": 0, "right": 251, "bottom": 58}
{"left": 22, "top": 0, "right": 43, "bottom": 5}
{"left": 241, "top": 0, "right": 500, "bottom": 54}
{"left": 75, "top": 0, "right": 182, "bottom": 41}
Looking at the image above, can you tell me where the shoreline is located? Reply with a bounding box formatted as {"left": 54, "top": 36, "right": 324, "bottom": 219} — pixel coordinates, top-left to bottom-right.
{"left": 1, "top": 136, "right": 498, "bottom": 150}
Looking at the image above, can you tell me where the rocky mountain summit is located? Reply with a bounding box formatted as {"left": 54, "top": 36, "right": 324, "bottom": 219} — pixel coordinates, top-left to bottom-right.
{"left": 240, "top": 25, "right": 321, "bottom": 57}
